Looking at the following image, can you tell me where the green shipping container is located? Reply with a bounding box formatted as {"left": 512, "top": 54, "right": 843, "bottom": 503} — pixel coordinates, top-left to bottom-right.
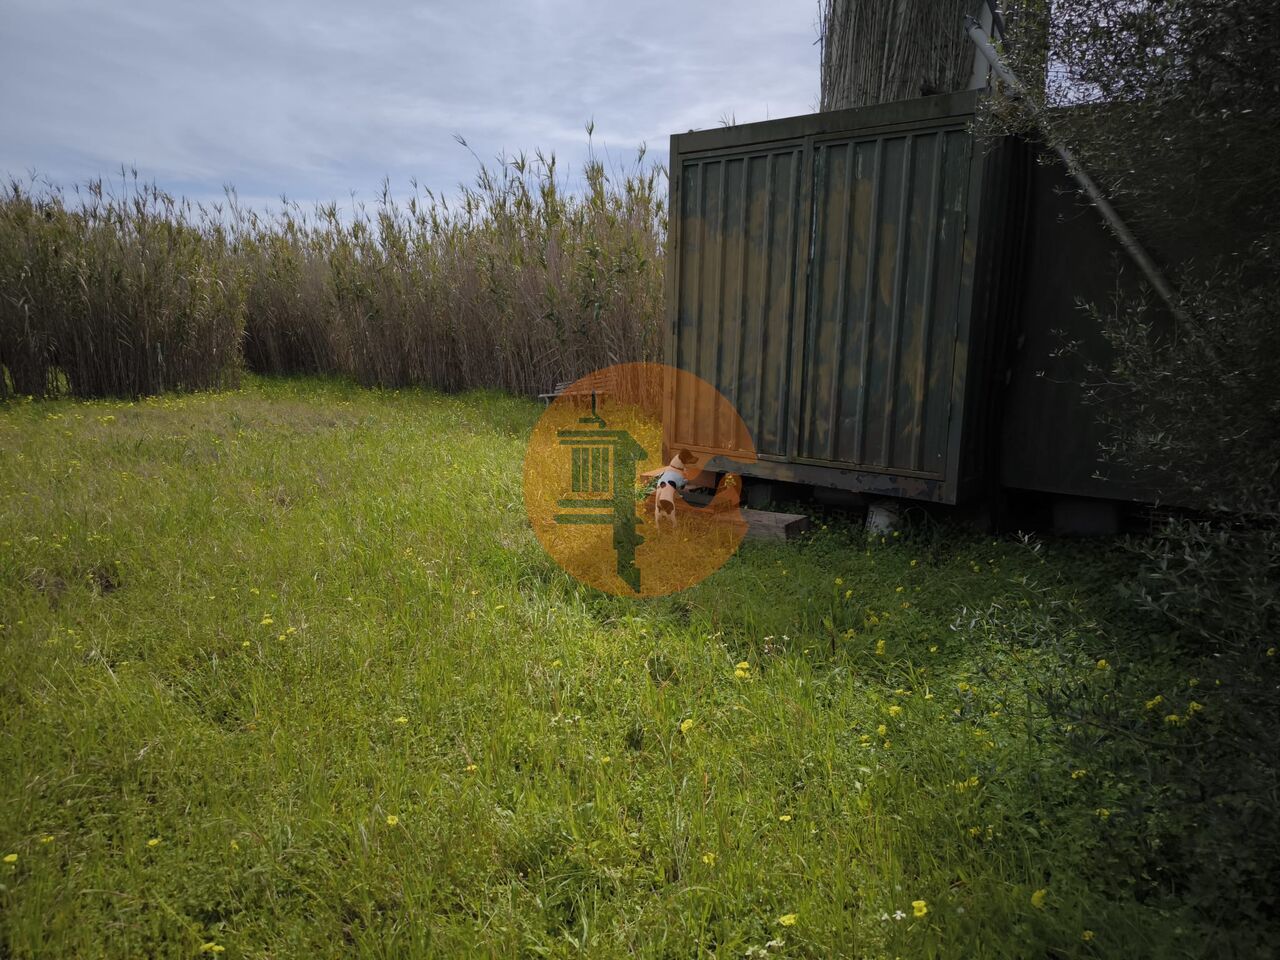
{"left": 665, "top": 90, "right": 1026, "bottom": 505}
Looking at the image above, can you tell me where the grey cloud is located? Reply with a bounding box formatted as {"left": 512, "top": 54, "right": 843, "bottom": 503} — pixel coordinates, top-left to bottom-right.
{"left": 0, "top": 0, "right": 818, "bottom": 208}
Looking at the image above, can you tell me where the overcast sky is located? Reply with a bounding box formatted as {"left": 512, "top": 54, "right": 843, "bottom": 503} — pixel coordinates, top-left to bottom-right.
{"left": 0, "top": 0, "right": 820, "bottom": 211}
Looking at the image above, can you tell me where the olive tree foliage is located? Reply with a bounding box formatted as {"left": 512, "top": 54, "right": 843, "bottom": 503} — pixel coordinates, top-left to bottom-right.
{"left": 980, "top": 3, "right": 1280, "bottom": 937}
{"left": 982, "top": 0, "right": 1280, "bottom": 649}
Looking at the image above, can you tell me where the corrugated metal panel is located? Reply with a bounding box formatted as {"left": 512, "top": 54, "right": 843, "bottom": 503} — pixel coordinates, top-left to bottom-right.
{"left": 797, "top": 127, "right": 971, "bottom": 477}
{"left": 670, "top": 146, "right": 804, "bottom": 459}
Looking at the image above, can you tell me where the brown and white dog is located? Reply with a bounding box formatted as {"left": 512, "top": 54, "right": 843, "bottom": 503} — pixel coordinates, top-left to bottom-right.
{"left": 654, "top": 449, "right": 697, "bottom": 531}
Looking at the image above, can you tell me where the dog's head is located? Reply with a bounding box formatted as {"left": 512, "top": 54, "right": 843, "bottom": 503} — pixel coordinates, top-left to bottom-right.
{"left": 670, "top": 448, "right": 698, "bottom": 471}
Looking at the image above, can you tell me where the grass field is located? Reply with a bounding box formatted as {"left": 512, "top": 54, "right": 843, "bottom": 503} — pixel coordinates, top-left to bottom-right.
{"left": 0, "top": 378, "right": 1236, "bottom": 958}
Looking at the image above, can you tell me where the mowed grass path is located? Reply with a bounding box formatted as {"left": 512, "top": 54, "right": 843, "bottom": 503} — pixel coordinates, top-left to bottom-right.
{"left": 0, "top": 378, "right": 1205, "bottom": 958}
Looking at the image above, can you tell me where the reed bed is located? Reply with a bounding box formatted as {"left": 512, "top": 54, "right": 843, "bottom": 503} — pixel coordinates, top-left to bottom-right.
{"left": 0, "top": 175, "right": 246, "bottom": 399}
{"left": 0, "top": 146, "right": 666, "bottom": 400}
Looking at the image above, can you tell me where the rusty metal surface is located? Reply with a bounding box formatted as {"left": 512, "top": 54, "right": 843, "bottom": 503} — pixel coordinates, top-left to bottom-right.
{"left": 666, "top": 91, "right": 1018, "bottom": 504}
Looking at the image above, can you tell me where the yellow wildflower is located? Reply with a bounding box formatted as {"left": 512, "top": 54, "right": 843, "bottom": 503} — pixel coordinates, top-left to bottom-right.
{"left": 1164, "top": 714, "right": 1185, "bottom": 726}
{"left": 912, "top": 899, "right": 928, "bottom": 918}
{"left": 2, "top": 853, "right": 16, "bottom": 864}
{"left": 778, "top": 814, "right": 792, "bottom": 822}
{"left": 386, "top": 815, "right": 399, "bottom": 826}
{"left": 147, "top": 838, "right": 161, "bottom": 847}
{"left": 199, "top": 944, "right": 226, "bottom": 955}
{"left": 40, "top": 835, "right": 54, "bottom": 844}
{"left": 1082, "top": 930, "right": 1095, "bottom": 942}
{"left": 395, "top": 716, "right": 409, "bottom": 724}
{"left": 777, "top": 914, "right": 798, "bottom": 927}
{"left": 1071, "top": 769, "right": 1088, "bottom": 780}
{"left": 1095, "top": 659, "right": 1109, "bottom": 670}
{"left": 875, "top": 639, "right": 886, "bottom": 656}
{"left": 1030, "top": 888, "right": 1048, "bottom": 909}
{"left": 835, "top": 577, "right": 843, "bottom": 586}
{"left": 1188, "top": 701, "right": 1203, "bottom": 714}
{"left": 877, "top": 724, "right": 888, "bottom": 737}
{"left": 1145, "top": 695, "right": 1164, "bottom": 710}
{"left": 736, "top": 661, "right": 751, "bottom": 670}
{"left": 680, "top": 718, "right": 695, "bottom": 734}
{"left": 887, "top": 704, "right": 902, "bottom": 717}
{"left": 1095, "top": 808, "right": 1111, "bottom": 819}
{"left": 702, "top": 852, "right": 716, "bottom": 865}
{"left": 465, "top": 763, "right": 478, "bottom": 773}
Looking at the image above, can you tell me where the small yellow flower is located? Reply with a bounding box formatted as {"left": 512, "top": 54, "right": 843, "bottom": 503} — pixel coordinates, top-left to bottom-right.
{"left": 40, "top": 835, "right": 54, "bottom": 844}
{"left": 680, "top": 718, "right": 695, "bottom": 734}
{"left": 241, "top": 640, "right": 250, "bottom": 648}
{"left": 1144, "top": 695, "right": 1164, "bottom": 710}
{"left": 2, "top": 853, "right": 16, "bottom": 864}
{"left": 260, "top": 615, "right": 274, "bottom": 626}
{"left": 1082, "top": 930, "right": 1095, "bottom": 942}
{"left": 550, "top": 659, "right": 562, "bottom": 667}
{"left": 394, "top": 716, "right": 409, "bottom": 724}
{"left": 1095, "top": 807, "right": 1111, "bottom": 819}
{"left": 702, "top": 851, "right": 716, "bottom": 865}
{"left": 1164, "top": 713, "right": 1185, "bottom": 726}
{"left": 734, "top": 667, "right": 749, "bottom": 679}
{"left": 465, "top": 763, "right": 478, "bottom": 773}
{"left": 777, "top": 913, "right": 798, "bottom": 927}
{"left": 877, "top": 724, "right": 888, "bottom": 737}
{"left": 912, "top": 899, "right": 928, "bottom": 918}
{"left": 736, "top": 661, "right": 751, "bottom": 670}
{"left": 230, "top": 839, "right": 240, "bottom": 851}
{"left": 895, "top": 586, "right": 904, "bottom": 593}
{"left": 1268, "top": 647, "right": 1276, "bottom": 657}
{"left": 778, "top": 814, "right": 792, "bottom": 822}
{"left": 386, "top": 815, "right": 399, "bottom": 826}
{"left": 600, "top": 756, "right": 611, "bottom": 764}
{"left": 910, "top": 559, "right": 918, "bottom": 567}
{"left": 1030, "top": 888, "right": 1048, "bottom": 909}
{"left": 147, "top": 838, "right": 161, "bottom": 847}
{"left": 929, "top": 644, "right": 938, "bottom": 653}
{"left": 1071, "top": 769, "right": 1088, "bottom": 780}
{"left": 834, "top": 577, "right": 843, "bottom": 586}
{"left": 887, "top": 705, "right": 902, "bottom": 717}
{"left": 1095, "top": 659, "right": 1109, "bottom": 670}
{"left": 199, "top": 943, "right": 226, "bottom": 954}
{"left": 1188, "top": 701, "right": 1203, "bottom": 714}
{"left": 875, "top": 639, "right": 886, "bottom": 656}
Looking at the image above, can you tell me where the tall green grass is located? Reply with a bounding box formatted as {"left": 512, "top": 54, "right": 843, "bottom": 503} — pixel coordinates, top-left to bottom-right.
{"left": 1, "top": 378, "right": 1260, "bottom": 957}
{"left": 1, "top": 145, "right": 665, "bottom": 400}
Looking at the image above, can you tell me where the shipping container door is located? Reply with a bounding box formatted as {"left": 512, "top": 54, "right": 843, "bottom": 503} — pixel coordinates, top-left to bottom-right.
{"left": 669, "top": 145, "right": 804, "bottom": 460}
{"left": 797, "top": 126, "right": 971, "bottom": 479}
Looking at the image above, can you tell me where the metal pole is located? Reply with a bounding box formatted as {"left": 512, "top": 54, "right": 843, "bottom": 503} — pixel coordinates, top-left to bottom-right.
{"left": 964, "top": 15, "right": 1192, "bottom": 329}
